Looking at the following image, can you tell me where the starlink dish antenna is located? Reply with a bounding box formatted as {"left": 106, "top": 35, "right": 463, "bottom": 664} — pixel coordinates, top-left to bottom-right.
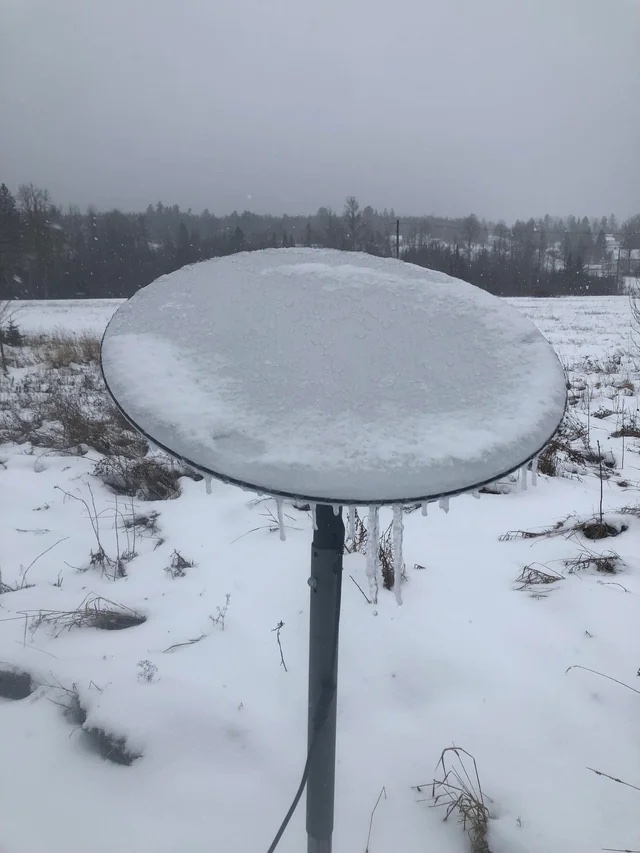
{"left": 101, "top": 248, "right": 566, "bottom": 852}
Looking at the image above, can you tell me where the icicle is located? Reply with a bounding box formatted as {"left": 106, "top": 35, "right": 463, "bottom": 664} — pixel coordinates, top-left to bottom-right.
{"left": 439, "top": 496, "right": 450, "bottom": 513}
{"left": 472, "top": 489, "right": 481, "bottom": 499}
{"left": 204, "top": 474, "right": 212, "bottom": 495}
{"left": 421, "top": 501, "right": 428, "bottom": 517}
{"left": 520, "top": 465, "right": 528, "bottom": 491}
{"left": 311, "top": 504, "right": 317, "bottom": 530}
{"left": 392, "top": 504, "right": 404, "bottom": 606}
{"left": 531, "top": 455, "right": 539, "bottom": 487}
{"left": 348, "top": 506, "right": 356, "bottom": 541}
{"left": 365, "top": 505, "right": 380, "bottom": 604}
{"left": 333, "top": 504, "right": 340, "bottom": 516}
{"left": 276, "top": 498, "right": 286, "bottom": 541}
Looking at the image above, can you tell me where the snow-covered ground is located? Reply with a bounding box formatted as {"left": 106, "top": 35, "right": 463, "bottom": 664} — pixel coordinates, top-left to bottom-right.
{"left": 1, "top": 296, "right": 639, "bottom": 853}
{"left": 7, "top": 299, "right": 123, "bottom": 335}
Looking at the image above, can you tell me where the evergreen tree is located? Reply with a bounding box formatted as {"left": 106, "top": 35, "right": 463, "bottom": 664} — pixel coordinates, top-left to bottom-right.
{"left": 595, "top": 229, "right": 608, "bottom": 261}
{"left": 304, "top": 221, "right": 313, "bottom": 247}
{"left": 0, "top": 184, "right": 22, "bottom": 296}
{"left": 230, "top": 226, "right": 245, "bottom": 253}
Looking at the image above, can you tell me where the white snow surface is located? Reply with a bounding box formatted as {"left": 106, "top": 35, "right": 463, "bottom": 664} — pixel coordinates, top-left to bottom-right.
{"left": 101, "top": 249, "right": 566, "bottom": 503}
{"left": 2, "top": 294, "right": 638, "bottom": 853}
{"left": 8, "top": 299, "right": 123, "bottom": 335}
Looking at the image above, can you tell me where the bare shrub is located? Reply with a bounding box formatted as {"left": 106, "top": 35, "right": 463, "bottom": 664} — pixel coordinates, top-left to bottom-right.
{"left": 55, "top": 485, "right": 137, "bottom": 579}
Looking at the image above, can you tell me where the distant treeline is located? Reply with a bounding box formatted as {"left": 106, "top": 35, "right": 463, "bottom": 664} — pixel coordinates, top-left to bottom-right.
{"left": 1, "top": 182, "right": 639, "bottom": 300}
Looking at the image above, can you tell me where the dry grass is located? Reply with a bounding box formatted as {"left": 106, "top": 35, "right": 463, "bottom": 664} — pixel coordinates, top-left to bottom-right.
{"left": 592, "top": 406, "right": 614, "bottom": 420}
{"left": 37, "top": 333, "right": 101, "bottom": 369}
{"left": 30, "top": 593, "right": 146, "bottom": 636}
{"left": 378, "top": 522, "right": 395, "bottom": 591}
{"left": 611, "top": 424, "right": 640, "bottom": 438}
{"left": 414, "top": 747, "right": 493, "bottom": 853}
{"left": 537, "top": 413, "right": 598, "bottom": 477}
{"left": 0, "top": 371, "right": 146, "bottom": 457}
{"left": 515, "top": 563, "right": 564, "bottom": 594}
{"left": 344, "top": 510, "right": 400, "bottom": 591}
{"left": 0, "top": 331, "right": 146, "bottom": 457}
{"left": 501, "top": 515, "right": 628, "bottom": 543}
{"left": 93, "top": 455, "right": 195, "bottom": 501}
{"left": 344, "top": 507, "right": 368, "bottom": 553}
{"left": 564, "top": 548, "right": 621, "bottom": 575}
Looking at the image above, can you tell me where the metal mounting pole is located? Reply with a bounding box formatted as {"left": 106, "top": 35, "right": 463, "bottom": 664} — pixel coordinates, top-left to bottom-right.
{"left": 307, "top": 504, "right": 344, "bottom": 853}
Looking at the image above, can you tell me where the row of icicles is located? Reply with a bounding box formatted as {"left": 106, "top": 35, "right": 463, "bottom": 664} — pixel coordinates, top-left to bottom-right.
{"left": 204, "top": 457, "right": 539, "bottom": 609}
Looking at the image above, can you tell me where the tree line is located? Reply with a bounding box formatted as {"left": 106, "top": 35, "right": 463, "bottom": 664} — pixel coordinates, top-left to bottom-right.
{"left": 1, "top": 182, "right": 638, "bottom": 300}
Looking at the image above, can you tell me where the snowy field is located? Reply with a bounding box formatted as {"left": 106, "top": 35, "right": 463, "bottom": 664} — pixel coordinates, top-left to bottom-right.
{"left": 1, "top": 295, "right": 639, "bottom": 853}
{"left": 11, "top": 294, "right": 634, "bottom": 358}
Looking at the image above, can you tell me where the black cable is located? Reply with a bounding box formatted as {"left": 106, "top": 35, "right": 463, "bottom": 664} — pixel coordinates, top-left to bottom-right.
{"left": 266, "top": 548, "right": 344, "bottom": 853}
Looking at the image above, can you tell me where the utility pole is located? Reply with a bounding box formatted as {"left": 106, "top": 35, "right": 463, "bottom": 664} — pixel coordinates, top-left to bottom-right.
{"left": 396, "top": 219, "right": 400, "bottom": 259}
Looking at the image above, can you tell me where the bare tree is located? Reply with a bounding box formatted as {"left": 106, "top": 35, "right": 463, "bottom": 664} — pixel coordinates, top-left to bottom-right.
{"left": 461, "top": 214, "right": 481, "bottom": 256}
{"left": 18, "top": 184, "right": 56, "bottom": 299}
{"left": 343, "top": 196, "right": 362, "bottom": 251}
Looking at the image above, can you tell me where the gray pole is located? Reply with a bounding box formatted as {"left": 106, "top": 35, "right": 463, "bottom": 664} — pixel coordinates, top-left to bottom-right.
{"left": 307, "top": 504, "right": 344, "bottom": 853}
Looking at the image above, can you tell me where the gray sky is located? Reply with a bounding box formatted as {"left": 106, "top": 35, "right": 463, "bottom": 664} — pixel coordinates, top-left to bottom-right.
{"left": 1, "top": 0, "right": 639, "bottom": 221}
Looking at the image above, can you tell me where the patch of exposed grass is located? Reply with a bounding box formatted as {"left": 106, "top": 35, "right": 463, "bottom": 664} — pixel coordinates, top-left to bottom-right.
{"left": 611, "top": 425, "right": 640, "bottom": 439}
{"left": 34, "top": 333, "right": 101, "bottom": 369}
{"left": 94, "top": 455, "right": 200, "bottom": 501}
{"left": 30, "top": 594, "right": 146, "bottom": 636}
{"left": 0, "top": 371, "right": 146, "bottom": 457}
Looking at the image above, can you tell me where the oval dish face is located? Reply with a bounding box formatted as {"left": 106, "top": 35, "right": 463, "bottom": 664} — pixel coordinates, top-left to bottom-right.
{"left": 101, "top": 248, "right": 566, "bottom": 504}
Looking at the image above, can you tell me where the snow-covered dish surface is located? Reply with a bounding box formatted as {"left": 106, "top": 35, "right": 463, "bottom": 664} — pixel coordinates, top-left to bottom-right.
{"left": 101, "top": 249, "right": 566, "bottom": 503}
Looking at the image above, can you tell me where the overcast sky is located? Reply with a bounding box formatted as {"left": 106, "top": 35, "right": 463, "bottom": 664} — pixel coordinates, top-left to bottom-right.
{"left": 1, "top": 0, "right": 639, "bottom": 221}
